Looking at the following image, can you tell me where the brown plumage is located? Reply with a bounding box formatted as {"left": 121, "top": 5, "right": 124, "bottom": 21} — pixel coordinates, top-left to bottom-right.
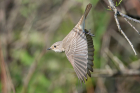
{"left": 48, "top": 3, "right": 94, "bottom": 83}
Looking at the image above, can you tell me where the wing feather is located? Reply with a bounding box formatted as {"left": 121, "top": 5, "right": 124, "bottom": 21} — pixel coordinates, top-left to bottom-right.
{"left": 63, "top": 27, "right": 94, "bottom": 82}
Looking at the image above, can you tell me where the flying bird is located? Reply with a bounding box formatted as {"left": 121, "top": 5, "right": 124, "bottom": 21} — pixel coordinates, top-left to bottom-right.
{"left": 47, "top": 3, "right": 94, "bottom": 83}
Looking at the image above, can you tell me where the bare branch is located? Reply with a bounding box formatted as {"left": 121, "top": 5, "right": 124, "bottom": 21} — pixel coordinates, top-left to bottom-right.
{"left": 109, "top": 29, "right": 134, "bottom": 54}
{"left": 91, "top": 69, "right": 140, "bottom": 77}
{"left": 0, "top": 39, "right": 15, "bottom": 93}
{"left": 119, "top": 12, "right": 140, "bottom": 24}
{"left": 124, "top": 18, "right": 140, "bottom": 35}
{"left": 107, "top": 0, "right": 140, "bottom": 55}
{"left": 105, "top": 49, "right": 127, "bottom": 72}
{"left": 115, "top": 15, "right": 137, "bottom": 55}
{"left": 21, "top": 49, "right": 46, "bottom": 93}
{"left": 0, "top": 40, "right": 7, "bottom": 93}
{"left": 90, "top": 49, "right": 140, "bottom": 78}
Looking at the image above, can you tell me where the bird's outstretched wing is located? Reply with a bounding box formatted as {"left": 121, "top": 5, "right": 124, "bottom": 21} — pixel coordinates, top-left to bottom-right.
{"left": 64, "top": 28, "right": 94, "bottom": 83}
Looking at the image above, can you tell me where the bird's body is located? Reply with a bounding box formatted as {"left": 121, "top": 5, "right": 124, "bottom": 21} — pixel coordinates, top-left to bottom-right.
{"left": 48, "top": 3, "right": 94, "bottom": 83}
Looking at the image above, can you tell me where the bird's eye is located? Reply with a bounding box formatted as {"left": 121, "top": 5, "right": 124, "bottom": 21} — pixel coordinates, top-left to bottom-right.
{"left": 54, "top": 45, "right": 56, "bottom": 48}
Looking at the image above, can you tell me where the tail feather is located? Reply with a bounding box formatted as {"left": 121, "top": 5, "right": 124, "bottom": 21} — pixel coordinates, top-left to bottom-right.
{"left": 84, "top": 3, "right": 92, "bottom": 19}
{"left": 76, "top": 3, "right": 92, "bottom": 28}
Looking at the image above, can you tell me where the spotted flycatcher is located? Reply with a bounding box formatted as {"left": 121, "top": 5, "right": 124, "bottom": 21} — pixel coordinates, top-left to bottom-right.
{"left": 48, "top": 3, "right": 94, "bottom": 83}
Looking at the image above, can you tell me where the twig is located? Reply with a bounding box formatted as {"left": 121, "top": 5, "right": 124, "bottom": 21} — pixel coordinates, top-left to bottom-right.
{"left": 6, "top": 0, "right": 22, "bottom": 43}
{"left": 21, "top": 48, "right": 46, "bottom": 93}
{"left": 124, "top": 18, "right": 140, "bottom": 35}
{"left": 95, "top": 78, "right": 108, "bottom": 93}
{"left": 127, "top": 14, "right": 140, "bottom": 20}
{"left": 0, "top": 40, "right": 15, "bottom": 93}
{"left": 92, "top": 49, "right": 140, "bottom": 78}
{"left": 119, "top": 12, "right": 140, "bottom": 24}
{"left": 5, "top": 62, "right": 16, "bottom": 93}
{"left": 0, "top": 40, "right": 7, "bottom": 93}
{"left": 107, "top": 0, "right": 140, "bottom": 55}
{"left": 100, "top": 30, "right": 111, "bottom": 68}
{"left": 115, "top": 13, "right": 137, "bottom": 55}
{"left": 13, "top": 11, "right": 36, "bottom": 49}
{"left": 105, "top": 49, "right": 127, "bottom": 72}
{"left": 105, "top": 65, "right": 113, "bottom": 75}
{"left": 109, "top": 29, "right": 134, "bottom": 54}
{"left": 91, "top": 68, "right": 140, "bottom": 77}
{"left": 65, "top": 68, "right": 140, "bottom": 78}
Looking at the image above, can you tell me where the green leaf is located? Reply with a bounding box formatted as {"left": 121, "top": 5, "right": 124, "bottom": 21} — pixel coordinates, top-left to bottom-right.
{"left": 116, "top": 0, "right": 122, "bottom": 6}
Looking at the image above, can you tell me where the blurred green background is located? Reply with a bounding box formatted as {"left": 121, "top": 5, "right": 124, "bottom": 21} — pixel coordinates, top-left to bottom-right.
{"left": 0, "top": 0, "right": 140, "bottom": 93}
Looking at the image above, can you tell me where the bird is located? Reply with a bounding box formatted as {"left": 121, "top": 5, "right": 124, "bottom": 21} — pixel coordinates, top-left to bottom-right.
{"left": 47, "top": 3, "right": 94, "bottom": 83}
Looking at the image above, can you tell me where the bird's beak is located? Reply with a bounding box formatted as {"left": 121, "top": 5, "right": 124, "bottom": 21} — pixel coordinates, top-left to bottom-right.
{"left": 47, "top": 48, "right": 51, "bottom": 50}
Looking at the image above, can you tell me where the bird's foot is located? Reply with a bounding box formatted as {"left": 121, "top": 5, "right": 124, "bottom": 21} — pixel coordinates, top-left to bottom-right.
{"left": 84, "top": 29, "right": 95, "bottom": 37}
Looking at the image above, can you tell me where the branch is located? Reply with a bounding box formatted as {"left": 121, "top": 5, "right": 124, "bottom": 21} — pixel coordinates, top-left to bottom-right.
{"left": 127, "top": 14, "right": 140, "bottom": 20}
{"left": 0, "top": 41, "right": 7, "bottom": 93}
{"left": 91, "top": 49, "right": 140, "bottom": 78}
{"left": 21, "top": 49, "right": 46, "bottom": 93}
{"left": 91, "top": 69, "right": 140, "bottom": 77}
{"left": 124, "top": 18, "right": 140, "bottom": 35}
{"left": 119, "top": 12, "right": 140, "bottom": 24}
{"left": 107, "top": 0, "right": 140, "bottom": 55}
{"left": 0, "top": 40, "right": 15, "bottom": 93}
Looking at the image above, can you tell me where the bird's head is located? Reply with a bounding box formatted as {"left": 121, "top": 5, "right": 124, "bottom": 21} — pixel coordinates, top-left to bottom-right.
{"left": 47, "top": 41, "right": 64, "bottom": 52}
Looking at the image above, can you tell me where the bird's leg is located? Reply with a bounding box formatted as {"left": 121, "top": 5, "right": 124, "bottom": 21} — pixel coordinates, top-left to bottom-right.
{"left": 84, "top": 29, "right": 95, "bottom": 37}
